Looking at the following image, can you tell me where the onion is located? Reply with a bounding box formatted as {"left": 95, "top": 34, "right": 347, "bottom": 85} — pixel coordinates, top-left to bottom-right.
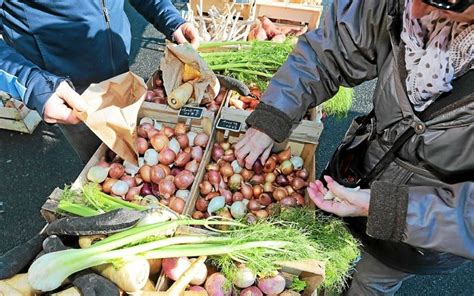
{"left": 263, "top": 157, "right": 276, "bottom": 173}
{"left": 108, "top": 163, "right": 125, "bottom": 179}
{"left": 121, "top": 175, "right": 137, "bottom": 188}
{"left": 232, "top": 191, "right": 244, "bottom": 202}
{"left": 150, "top": 165, "right": 166, "bottom": 184}
{"left": 141, "top": 195, "right": 159, "bottom": 206}
{"left": 176, "top": 134, "right": 189, "bottom": 149}
{"left": 252, "top": 159, "right": 263, "bottom": 175}
{"left": 196, "top": 198, "right": 209, "bottom": 212}
{"left": 141, "top": 183, "right": 152, "bottom": 196}
{"left": 135, "top": 174, "right": 143, "bottom": 185}
{"left": 253, "top": 185, "right": 263, "bottom": 198}
{"left": 150, "top": 134, "right": 169, "bottom": 152}
{"left": 147, "top": 128, "right": 160, "bottom": 139}
{"left": 158, "top": 179, "right": 176, "bottom": 198}
{"left": 154, "top": 121, "right": 163, "bottom": 131}
{"left": 151, "top": 183, "right": 160, "bottom": 196}
{"left": 258, "top": 193, "right": 272, "bottom": 206}
{"left": 124, "top": 160, "right": 140, "bottom": 176}
{"left": 174, "top": 122, "right": 188, "bottom": 136}
{"left": 163, "top": 126, "right": 175, "bottom": 138}
{"left": 291, "top": 177, "right": 307, "bottom": 190}
{"left": 277, "top": 148, "right": 291, "bottom": 163}
{"left": 207, "top": 163, "right": 219, "bottom": 171}
{"left": 87, "top": 166, "right": 109, "bottom": 183}
{"left": 111, "top": 180, "right": 129, "bottom": 196}
{"left": 285, "top": 185, "right": 295, "bottom": 195}
{"left": 220, "top": 188, "right": 233, "bottom": 205}
{"left": 231, "top": 160, "right": 242, "bottom": 174}
{"left": 205, "top": 192, "right": 220, "bottom": 201}
{"left": 138, "top": 123, "right": 153, "bottom": 138}
{"left": 175, "top": 152, "right": 191, "bottom": 167}
{"left": 296, "top": 168, "right": 309, "bottom": 180}
{"left": 276, "top": 174, "right": 289, "bottom": 186}
{"left": 102, "top": 178, "right": 118, "bottom": 194}
{"left": 229, "top": 174, "right": 243, "bottom": 191}
{"left": 280, "top": 196, "right": 297, "bottom": 207}
{"left": 273, "top": 187, "right": 288, "bottom": 201}
{"left": 220, "top": 142, "right": 231, "bottom": 150}
{"left": 136, "top": 137, "right": 149, "bottom": 155}
{"left": 176, "top": 189, "right": 190, "bottom": 201}
{"left": 241, "top": 183, "right": 253, "bottom": 199}
{"left": 163, "top": 257, "right": 191, "bottom": 281}
{"left": 191, "top": 146, "right": 203, "bottom": 162}
{"left": 169, "top": 196, "right": 186, "bottom": 214}
{"left": 168, "top": 138, "right": 181, "bottom": 155}
{"left": 187, "top": 131, "right": 197, "bottom": 147}
{"left": 171, "top": 167, "right": 182, "bottom": 176}
{"left": 160, "top": 198, "right": 169, "bottom": 206}
{"left": 222, "top": 149, "right": 235, "bottom": 162}
{"left": 139, "top": 117, "right": 154, "bottom": 126}
{"left": 254, "top": 209, "right": 269, "bottom": 219}
{"left": 241, "top": 169, "right": 254, "bottom": 182}
{"left": 185, "top": 159, "right": 199, "bottom": 174}
{"left": 208, "top": 170, "right": 221, "bottom": 190}
{"left": 199, "top": 181, "right": 213, "bottom": 195}
{"left": 211, "top": 143, "right": 224, "bottom": 162}
{"left": 207, "top": 196, "right": 226, "bottom": 214}
{"left": 145, "top": 90, "right": 155, "bottom": 102}
{"left": 192, "top": 211, "right": 204, "bottom": 219}
{"left": 194, "top": 133, "right": 209, "bottom": 148}
{"left": 143, "top": 149, "right": 158, "bottom": 166}
{"left": 267, "top": 203, "right": 281, "bottom": 217}
{"left": 248, "top": 200, "right": 261, "bottom": 211}
{"left": 125, "top": 186, "right": 142, "bottom": 201}
{"left": 280, "top": 160, "right": 294, "bottom": 175}
{"left": 290, "top": 156, "right": 304, "bottom": 170}
{"left": 250, "top": 175, "right": 264, "bottom": 185}
{"left": 175, "top": 170, "right": 195, "bottom": 190}
{"left": 264, "top": 172, "right": 276, "bottom": 183}
{"left": 139, "top": 165, "right": 152, "bottom": 183}
{"left": 220, "top": 163, "right": 234, "bottom": 178}
{"left": 158, "top": 148, "right": 176, "bottom": 166}
{"left": 246, "top": 213, "right": 258, "bottom": 224}
{"left": 158, "top": 164, "right": 171, "bottom": 176}
{"left": 292, "top": 192, "right": 305, "bottom": 206}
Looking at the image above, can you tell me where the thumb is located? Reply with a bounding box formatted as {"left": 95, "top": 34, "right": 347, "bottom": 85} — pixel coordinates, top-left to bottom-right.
{"left": 56, "top": 82, "right": 88, "bottom": 112}
{"left": 324, "top": 176, "right": 353, "bottom": 203}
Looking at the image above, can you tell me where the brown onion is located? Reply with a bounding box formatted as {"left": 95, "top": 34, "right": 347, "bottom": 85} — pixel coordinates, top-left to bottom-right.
{"left": 246, "top": 213, "right": 258, "bottom": 224}
{"left": 291, "top": 177, "right": 307, "bottom": 190}
{"left": 194, "top": 133, "right": 209, "bottom": 147}
{"left": 220, "top": 142, "right": 231, "bottom": 151}
{"left": 151, "top": 183, "right": 160, "bottom": 196}
{"left": 222, "top": 150, "right": 235, "bottom": 162}
{"left": 252, "top": 159, "right": 263, "bottom": 175}
{"left": 125, "top": 186, "right": 142, "bottom": 202}
{"left": 176, "top": 134, "right": 189, "bottom": 149}
{"left": 258, "top": 193, "right": 272, "bottom": 206}
{"left": 175, "top": 152, "right": 191, "bottom": 167}
{"left": 265, "top": 172, "right": 276, "bottom": 183}
{"left": 263, "top": 182, "right": 274, "bottom": 193}
{"left": 232, "top": 192, "right": 244, "bottom": 202}
{"left": 229, "top": 174, "right": 243, "bottom": 191}
{"left": 250, "top": 175, "right": 264, "bottom": 185}
{"left": 208, "top": 170, "right": 221, "bottom": 190}
{"left": 211, "top": 144, "right": 224, "bottom": 162}
{"left": 185, "top": 159, "right": 199, "bottom": 174}
{"left": 248, "top": 200, "right": 261, "bottom": 211}
{"left": 108, "top": 163, "right": 125, "bottom": 179}
{"left": 150, "top": 165, "right": 166, "bottom": 184}
{"left": 136, "top": 137, "right": 149, "bottom": 155}
{"left": 254, "top": 209, "right": 269, "bottom": 219}
{"left": 253, "top": 185, "right": 263, "bottom": 198}
{"left": 273, "top": 187, "right": 288, "bottom": 201}
{"left": 141, "top": 182, "right": 152, "bottom": 196}
{"left": 292, "top": 192, "right": 305, "bottom": 206}
{"left": 205, "top": 192, "right": 220, "bottom": 201}
{"left": 220, "top": 189, "right": 233, "bottom": 205}
{"left": 276, "top": 174, "right": 289, "bottom": 186}
{"left": 163, "top": 126, "right": 175, "bottom": 138}
{"left": 171, "top": 167, "right": 182, "bottom": 176}
{"left": 277, "top": 148, "right": 291, "bottom": 162}
{"left": 102, "top": 178, "right": 118, "bottom": 194}
{"left": 120, "top": 175, "right": 137, "bottom": 188}
{"left": 280, "top": 160, "right": 294, "bottom": 175}
{"left": 169, "top": 196, "right": 186, "bottom": 214}
{"left": 296, "top": 168, "right": 309, "bottom": 180}
{"left": 191, "top": 146, "right": 203, "bottom": 162}
{"left": 139, "top": 165, "right": 152, "bottom": 183}
{"left": 138, "top": 123, "right": 153, "bottom": 138}
{"left": 158, "top": 164, "right": 171, "bottom": 176}
{"left": 263, "top": 157, "right": 276, "bottom": 173}
{"left": 199, "top": 181, "right": 212, "bottom": 195}
{"left": 150, "top": 134, "right": 169, "bottom": 152}
{"left": 220, "top": 163, "right": 234, "bottom": 179}
{"left": 192, "top": 211, "right": 205, "bottom": 219}
{"left": 206, "top": 163, "right": 219, "bottom": 171}
{"left": 134, "top": 175, "right": 143, "bottom": 186}
{"left": 241, "top": 169, "right": 254, "bottom": 182}
{"left": 158, "top": 179, "right": 176, "bottom": 198}
{"left": 175, "top": 170, "right": 194, "bottom": 190}
{"left": 196, "top": 198, "right": 209, "bottom": 212}
{"left": 280, "top": 196, "right": 297, "bottom": 207}
{"left": 241, "top": 183, "right": 253, "bottom": 199}
{"left": 159, "top": 148, "right": 176, "bottom": 166}
{"left": 174, "top": 122, "right": 188, "bottom": 136}
{"left": 285, "top": 185, "right": 295, "bottom": 195}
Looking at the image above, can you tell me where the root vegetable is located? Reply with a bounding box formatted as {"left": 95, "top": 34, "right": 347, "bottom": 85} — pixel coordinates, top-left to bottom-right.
{"left": 230, "top": 201, "right": 247, "bottom": 219}
{"left": 207, "top": 196, "right": 226, "bottom": 214}
{"left": 148, "top": 259, "right": 162, "bottom": 275}
{"left": 257, "top": 274, "right": 286, "bottom": 295}
{"left": 94, "top": 256, "right": 150, "bottom": 292}
{"left": 111, "top": 180, "right": 129, "bottom": 196}
{"left": 168, "top": 82, "right": 193, "bottom": 109}
{"left": 169, "top": 196, "right": 186, "bottom": 214}
{"left": 175, "top": 170, "right": 195, "bottom": 190}
{"left": 162, "top": 257, "right": 191, "bottom": 281}
{"left": 194, "top": 133, "right": 209, "bottom": 148}
{"left": 151, "top": 134, "right": 169, "bottom": 152}
{"left": 159, "top": 148, "right": 176, "bottom": 166}
{"left": 233, "top": 265, "right": 255, "bottom": 288}
{"left": 87, "top": 166, "right": 108, "bottom": 183}
{"left": 78, "top": 234, "right": 106, "bottom": 248}
{"left": 165, "top": 256, "right": 207, "bottom": 296}
{"left": 0, "top": 273, "right": 36, "bottom": 296}
{"left": 189, "top": 258, "right": 208, "bottom": 285}
{"left": 240, "top": 286, "right": 263, "bottom": 296}
{"left": 204, "top": 272, "right": 231, "bottom": 296}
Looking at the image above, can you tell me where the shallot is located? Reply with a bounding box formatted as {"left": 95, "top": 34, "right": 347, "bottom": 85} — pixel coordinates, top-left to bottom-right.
{"left": 87, "top": 166, "right": 108, "bottom": 183}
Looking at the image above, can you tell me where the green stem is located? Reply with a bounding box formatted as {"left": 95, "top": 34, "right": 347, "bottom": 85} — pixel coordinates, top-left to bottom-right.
{"left": 210, "top": 64, "right": 276, "bottom": 71}
{"left": 226, "top": 68, "right": 274, "bottom": 78}
{"left": 57, "top": 201, "right": 100, "bottom": 217}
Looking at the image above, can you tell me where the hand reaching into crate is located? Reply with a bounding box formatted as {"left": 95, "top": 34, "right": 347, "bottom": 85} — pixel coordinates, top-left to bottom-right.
{"left": 235, "top": 127, "right": 274, "bottom": 169}
{"left": 43, "top": 81, "right": 88, "bottom": 125}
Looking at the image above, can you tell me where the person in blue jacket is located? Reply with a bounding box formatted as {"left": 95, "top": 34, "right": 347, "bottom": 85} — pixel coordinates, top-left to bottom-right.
{"left": 0, "top": 1, "right": 198, "bottom": 161}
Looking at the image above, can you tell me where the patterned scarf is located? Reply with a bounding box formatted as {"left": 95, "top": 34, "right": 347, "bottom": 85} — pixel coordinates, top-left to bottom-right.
{"left": 401, "top": 0, "right": 473, "bottom": 111}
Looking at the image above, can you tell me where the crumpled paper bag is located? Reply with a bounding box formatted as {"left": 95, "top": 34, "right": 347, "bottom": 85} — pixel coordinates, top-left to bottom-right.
{"left": 160, "top": 43, "right": 220, "bottom": 105}
{"left": 77, "top": 72, "right": 146, "bottom": 165}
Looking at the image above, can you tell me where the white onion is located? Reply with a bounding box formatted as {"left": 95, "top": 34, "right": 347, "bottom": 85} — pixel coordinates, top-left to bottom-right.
{"left": 168, "top": 138, "right": 180, "bottom": 155}
{"left": 87, "top": 166, "right": 109, "bottom": 183}
{"left": 154, "top": 121, "right": 163, "bottom": 131}
{"left": 175, "top": 190, "right": 190, "bottom": 201}
{"left": 187, "top": 131, "right": 197, "bottom": 147}
{"left": 138, "top": 157, "right": 145, "bottom": 168}
{"left": 123, "top": 160, "right": 140, "bottom": 176}
{"left": 139, "top": 117, "right": 154, "bottom": 126}
{"left": 231, "top": 160, "right": 242, "bottom": 174}
{"left": 144, "top": 149, "right": 159, "bottom": 166}
{"left": 290, "top": 156, "right": 304, "bottom": 170}
{"left": 111, "top": 180, "right": 129, "bottom": 196}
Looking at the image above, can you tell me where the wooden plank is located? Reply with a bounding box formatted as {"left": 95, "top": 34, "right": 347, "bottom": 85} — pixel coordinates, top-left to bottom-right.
{"left": 22, "top": 109, "right": 42, "bottom": 133}
{"left": 0, "top": 117, "right": 29, "bottom": 133}
{"left": 0, "top": 107, "right": 22, "bottom": 120}
{"left": 256, "top": 1, "right": 323, "bottom": 29}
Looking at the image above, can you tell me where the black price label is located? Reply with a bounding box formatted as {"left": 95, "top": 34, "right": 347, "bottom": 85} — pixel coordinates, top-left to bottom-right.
{"left": 178, "top": 106, "right": 204, "bottom": 119}
{"left": 216, "top": 118, "right": 242, "bottom": 133}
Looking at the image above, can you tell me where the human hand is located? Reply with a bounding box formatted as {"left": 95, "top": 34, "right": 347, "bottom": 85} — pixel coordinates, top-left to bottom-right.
{"left": 308, "top": 175, "right": 370, "bottom": 217}
{"left": 172, "top": 22, "right": 199, "bottom": 49}
{"left": 43, "top": 81, "right": 87, "bottom": 124}
{"left": 235, "top": 127, "right": 275, "bottom": 170}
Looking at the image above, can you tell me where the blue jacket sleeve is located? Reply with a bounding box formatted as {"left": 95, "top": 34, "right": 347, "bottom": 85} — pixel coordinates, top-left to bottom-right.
{"left": 129, "top": 0, "right": 186, "bottom": 40}
{"left": 0, "top": 40, "right": 65, "bottom": 115}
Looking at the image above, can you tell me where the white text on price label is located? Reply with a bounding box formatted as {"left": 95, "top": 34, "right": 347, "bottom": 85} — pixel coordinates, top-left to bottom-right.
{"left": 216, "top": 118, "right": 242, "bottom": 133}
{"left": 178, "top": 106, "right": 204, "bottom": 119}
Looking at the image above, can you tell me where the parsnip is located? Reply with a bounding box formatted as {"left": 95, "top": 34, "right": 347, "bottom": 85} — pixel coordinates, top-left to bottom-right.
{"left": 168, "top": 82, "right": 193, "bottom": 109}
{"left": 0, "top": 273, "right": 36, "bottom": 296}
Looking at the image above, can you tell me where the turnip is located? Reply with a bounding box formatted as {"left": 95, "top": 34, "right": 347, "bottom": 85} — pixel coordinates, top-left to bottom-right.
{"left": 257, "top": 274, "right": 286, "bottom": 295}
{"left": 233, "top": 265, "right": 255, "bottom": 288}
{"left": 204, "top": 272, "right": 231, "bottom": 296}
{"left": 240, "top": 286, "right": 263, "bottom": 296}
{"left": 189, "top": 258, "right": 208, "bottom": 285}
{"left": 162, "top": 257, "right": 191, "bottom": 281}
{"left": 188, "top": 286, "right": 207, "bottom": 292}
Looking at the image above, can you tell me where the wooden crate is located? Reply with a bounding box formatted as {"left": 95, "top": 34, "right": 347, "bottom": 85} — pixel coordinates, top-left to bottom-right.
{"left": 0, "top": 98, "right": 41, "bottom": 134}
{"left": 221, "top": 92, "right": 324, "bottom": 144}
{"left": 41, "top": 109, "right": 215, "bottom": 222}
{"left": 190, "top": 0, "right": 324, "bottom": 30}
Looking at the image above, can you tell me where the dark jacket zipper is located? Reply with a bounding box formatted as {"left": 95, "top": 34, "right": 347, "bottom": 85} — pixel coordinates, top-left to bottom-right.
{"left": 100, "top": 0, "right": 116, "bottom": 75}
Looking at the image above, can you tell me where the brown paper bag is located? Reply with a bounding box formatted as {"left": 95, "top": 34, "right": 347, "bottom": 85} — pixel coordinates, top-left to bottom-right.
{"left": 160, "top": 43, "right": 220, "bottom": 106}
{"left": 77, "top": 72, "right": 146, "bottom": 165}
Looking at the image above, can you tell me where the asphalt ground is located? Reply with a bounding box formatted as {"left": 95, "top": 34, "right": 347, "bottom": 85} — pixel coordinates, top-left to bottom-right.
{"left": 0, "top": 1, "right": 472, "bottom": 295}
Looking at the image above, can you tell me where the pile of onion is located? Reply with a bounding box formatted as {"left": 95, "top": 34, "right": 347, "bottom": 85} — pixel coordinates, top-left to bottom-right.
{"left": 192, "top": 140, "right": 309, "bottom": 221}
{"left": 148, "top": 71, "right": 226, "bottom": 113}
{"left": 87, "top": 120, "right": 209, "bottom": 214}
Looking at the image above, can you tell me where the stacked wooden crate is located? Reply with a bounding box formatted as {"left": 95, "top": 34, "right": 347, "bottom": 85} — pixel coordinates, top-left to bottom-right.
{"left": 0, "top": 92, "right": 42, "bottom": 134}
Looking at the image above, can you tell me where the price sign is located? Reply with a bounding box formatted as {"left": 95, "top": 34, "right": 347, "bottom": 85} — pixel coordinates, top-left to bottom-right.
{"left": 216, "top": 118, "right": 242, "bottom": 133}
{"left": 178, "top": 106, "right": 204, "bottom": 119}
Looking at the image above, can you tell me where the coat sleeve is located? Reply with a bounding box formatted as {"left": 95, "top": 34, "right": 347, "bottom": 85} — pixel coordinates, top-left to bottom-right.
{"left": 367, "top": 181, "right": 474, "bottom": 260}
{"left": 0, "top": 40, "right": 65, "bottom": 115}
{"left": 246, "top": 0, "right": 392, "bottom": 142}
{"left": 129, "top": 0, "right": 186, "bottom": 41}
